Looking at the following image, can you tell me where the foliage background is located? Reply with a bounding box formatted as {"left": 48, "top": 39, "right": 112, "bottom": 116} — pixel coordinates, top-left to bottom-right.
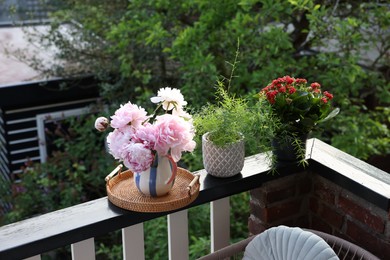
{"left": 2, "top": 0, "right": 389, "bottom": 259}
{"left": 19, "top": 0, "right": 388, "bottom": 160}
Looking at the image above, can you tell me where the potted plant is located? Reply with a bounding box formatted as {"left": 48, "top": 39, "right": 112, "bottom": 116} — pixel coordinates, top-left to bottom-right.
{"left": 259, "top": 75, "right": 339, "bottom": 166}
{"left": 94, "top": 87, "right": 196, "bottom": 197}
{"left": 194, "top": 84, "right": 253, "bottom": 178}
{"left": 193, "top": 42, "right": 278, "bottom": 177}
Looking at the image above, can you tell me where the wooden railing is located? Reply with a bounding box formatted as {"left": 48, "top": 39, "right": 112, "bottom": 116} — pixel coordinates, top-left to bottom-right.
{"left": 1, "top": 139, "right": 389, "bottom": 259}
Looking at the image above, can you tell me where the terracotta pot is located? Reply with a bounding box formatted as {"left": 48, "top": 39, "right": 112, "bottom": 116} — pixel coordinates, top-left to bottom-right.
{"left": 202, "top": 132, "right": 245, "bottom": 178}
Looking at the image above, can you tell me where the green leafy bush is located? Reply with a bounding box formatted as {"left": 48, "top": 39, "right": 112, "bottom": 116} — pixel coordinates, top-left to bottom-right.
{"left": 16, "top": 0, "right": 387, "bottom": 161}
{"left": 4, "top": 0, "right": 389, "bottom": 258}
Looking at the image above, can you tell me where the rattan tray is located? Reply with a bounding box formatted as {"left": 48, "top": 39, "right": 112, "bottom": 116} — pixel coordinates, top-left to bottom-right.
{"left": 106, "top": 165, "right": 200, "bottom": 213}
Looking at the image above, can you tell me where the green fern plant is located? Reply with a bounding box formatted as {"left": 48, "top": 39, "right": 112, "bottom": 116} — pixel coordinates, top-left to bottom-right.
{"left": 193, "top": 86, "right": 251, "bottom": 147}
{"left": 193, "top": 42, "right": 255, "bottom": 147}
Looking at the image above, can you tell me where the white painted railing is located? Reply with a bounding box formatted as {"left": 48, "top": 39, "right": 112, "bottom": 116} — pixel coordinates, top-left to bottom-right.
{"left": 4, "top": 139, "right": 387, "bottom": 259}
{"left": 1, "top": 148, "right": 275, "bottom": 260}
{"left": 28, "top": 197, "right": 231, "bottom": 260}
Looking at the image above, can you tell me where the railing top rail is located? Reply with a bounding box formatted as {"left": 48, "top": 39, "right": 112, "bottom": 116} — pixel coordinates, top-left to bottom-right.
{"left": 0, "top": 138, "right": 388, "bottom": 259}
{"left": 0, "top": 152, "right": 290, "bottom": 259}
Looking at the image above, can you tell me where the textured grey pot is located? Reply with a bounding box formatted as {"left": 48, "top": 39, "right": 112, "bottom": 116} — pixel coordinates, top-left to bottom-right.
{"left": 202, "top": 132, "right": 245, "bottom": 178}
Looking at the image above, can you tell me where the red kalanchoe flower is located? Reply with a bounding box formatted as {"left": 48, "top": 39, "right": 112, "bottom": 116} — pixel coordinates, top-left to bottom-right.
{"left": 262, "top": 86, "right": 270, "bottom": 93}
{"left": 311, "top": 82, "right": 321, "bottom": 89}
{"left": 266, "top": 90, "right": 278, "bottom": 104}
{"left": 295, "top": 78, "right": 307, "bottom": 84}
{"left": 288, "top": 86, "right": 296, "bottom": 94}
{"left": 259, "top": 75, "right": 338, "bottom": 134}
{"left": 324, "top": 91, "right": 333, "bottom": 100}
{"left": 284, "top": 75, "right": 294, "bottom": 84}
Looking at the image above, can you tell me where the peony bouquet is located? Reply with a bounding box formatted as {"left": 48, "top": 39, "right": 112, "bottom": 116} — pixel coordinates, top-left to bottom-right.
{"left": 95, "top": 88, "right": 196, "bottom": 172}
{"left": 260, "top": 75, "right": 339, "bottom": 134}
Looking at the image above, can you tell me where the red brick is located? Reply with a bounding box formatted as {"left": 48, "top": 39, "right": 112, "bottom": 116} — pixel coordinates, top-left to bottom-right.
{"left": 386, "top": 220, "right": 390, "bottom": 238}
{"left": 380, "top": 242, "right": 390, "bottom": 260}
{"left": 264, "top": 186, "right": 296, "bottom": 203}
{"left": 249, "top": 200, "right": 264, "bottom": 220}
{"left": 318, "top": 203, "right": 344, "bottom": 229}
{"left": 297, "top": 175, "right": 312, "bottom": 195}
{"left": 263, "top": 174, "right": 297, "bottom": 190}
{"left": 309, "top": 197, "right": 319, "bottom": 214}
{"left": 295, "top": 215, "right": 310, "bottom": 228}
{"left": 346, "top": 220, "right": 382, "bottom": 258}
{"left": 339, "top": 194, "right": 385, "bottom": 233}
{"left": 249, "top": 188, "right": 265, "bottom": 204}
{"left": 313, "top": 180, "right": 337, "bottom": 205}
{"left": 248, "top": 215, "right": 267, "bottom": 235}
{"left": 266, "top": 199, "right": 302, "bottom": 222}
{"left": 311, "top": 214, "right": 332, "bottom": 234}
{"left": 275, "top": 219, "right": 295, "bottom": 227}
{"left": 259, "top": 175, "right": 299, "bottom": 203}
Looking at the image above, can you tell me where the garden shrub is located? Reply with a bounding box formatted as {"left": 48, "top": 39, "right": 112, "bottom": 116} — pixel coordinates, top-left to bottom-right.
{"left": 3, "top": 0, "right": 389, "bottom": 258}
{"left": 18, "top": 0, "right": 388, "bottom": 159}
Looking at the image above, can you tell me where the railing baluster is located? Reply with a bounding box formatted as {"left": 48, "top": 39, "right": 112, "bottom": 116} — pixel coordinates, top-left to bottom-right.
{"left": 24, "top": 255, "right": 40, "bottom": 260}
{"left": 122, "top": 223, "right": 145, "bottom": 260}
{"left": 168, "top": 210, "right": 189, "bottom": 260}
{"left": 71, "top": 238, "right": 95, "bottom": 260}
{"left": 210, "top": 197, "right": 230, "bottom": 252}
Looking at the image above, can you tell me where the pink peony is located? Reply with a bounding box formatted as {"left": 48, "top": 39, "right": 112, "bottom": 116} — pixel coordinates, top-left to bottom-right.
{"left": 106, "top": 129, "right": 132, "bottom": 160}
{"left": 96, "top": 87, "right": 195, "bottom": 171}
{"left": 171, "top": 139, "right": 196, "bottom": 162}
{"left": 154, "top": 114, "right": 196, "bottom": 161}
{"left": 121, "top": 143, "right": 154, "bottom": 172}
{"left": 110, "top": 102, "right": 148, "bottom": 130}
{"left": 132, "top": 123, "right": 157, "bottom": 150}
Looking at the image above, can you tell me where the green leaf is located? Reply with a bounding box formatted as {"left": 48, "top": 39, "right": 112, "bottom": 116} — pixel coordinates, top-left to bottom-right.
{"left": 318, "top": 107, "right": 340, "bottom": 123}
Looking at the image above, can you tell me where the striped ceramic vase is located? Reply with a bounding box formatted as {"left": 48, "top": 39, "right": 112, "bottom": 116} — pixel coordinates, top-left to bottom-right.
{"left": 134, "top": 153, "right": 177, "bottom": 197}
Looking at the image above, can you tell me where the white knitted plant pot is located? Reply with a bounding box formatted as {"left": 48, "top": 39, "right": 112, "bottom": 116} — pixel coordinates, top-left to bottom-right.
{"left": 202, "top": 132, "right": 245, "bottom": 178}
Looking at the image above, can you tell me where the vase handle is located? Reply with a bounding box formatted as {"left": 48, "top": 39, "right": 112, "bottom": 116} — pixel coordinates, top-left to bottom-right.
{"left": 165, "top": 154, "right": 177, "bottom": 185}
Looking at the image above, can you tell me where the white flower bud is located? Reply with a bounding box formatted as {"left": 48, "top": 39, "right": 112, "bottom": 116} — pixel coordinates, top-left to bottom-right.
{"left": 95, "top": 117, "right": 109, "bottom": 132}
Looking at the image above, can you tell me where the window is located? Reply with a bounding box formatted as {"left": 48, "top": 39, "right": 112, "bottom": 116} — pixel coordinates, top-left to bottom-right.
{"left": 36, "top": 107, "right": 90, "bottom": 163}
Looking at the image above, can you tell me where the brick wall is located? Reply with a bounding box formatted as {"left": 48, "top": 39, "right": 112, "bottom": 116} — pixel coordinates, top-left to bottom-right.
{"left": 248, "top": 170, "right": 390, "bottom": 259}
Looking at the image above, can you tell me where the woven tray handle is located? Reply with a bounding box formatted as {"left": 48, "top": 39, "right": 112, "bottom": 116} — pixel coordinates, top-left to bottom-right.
{"left": 105, "top": 164, "right": 123, "bottom": 186}
{"left": 187, "top": 174, "right": 200, "bottom": 197}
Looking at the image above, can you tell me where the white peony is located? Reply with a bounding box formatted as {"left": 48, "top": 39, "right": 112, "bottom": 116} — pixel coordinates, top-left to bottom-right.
{"left": 150, "top": 87, "right": 188, "bottom": 111}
